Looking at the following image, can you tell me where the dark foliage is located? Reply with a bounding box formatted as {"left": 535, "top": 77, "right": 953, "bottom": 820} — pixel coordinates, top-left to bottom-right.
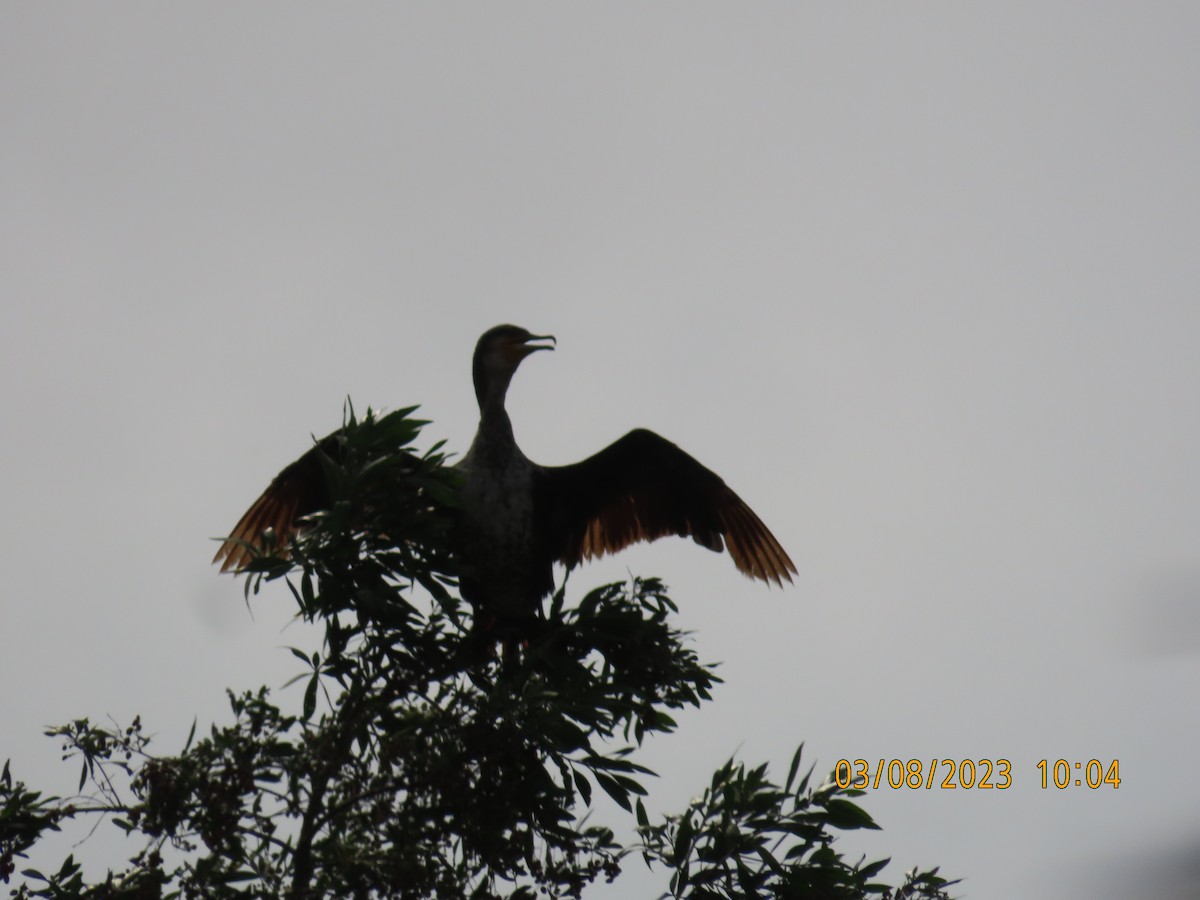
{"left": 1, "top": 405, "right": 957, "bottom": 899}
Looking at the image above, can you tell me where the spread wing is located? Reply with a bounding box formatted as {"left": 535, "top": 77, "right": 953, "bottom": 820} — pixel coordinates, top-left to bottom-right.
{"left": 538, "top": 429, "right": 796, "bottom": 586}
{"left": 212, "top": 434, "right": 339, "bottom": 573}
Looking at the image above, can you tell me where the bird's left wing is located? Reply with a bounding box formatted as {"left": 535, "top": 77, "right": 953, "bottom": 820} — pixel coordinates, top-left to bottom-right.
{"left": 537, "top": 429, "right": 796, "bottom": 586}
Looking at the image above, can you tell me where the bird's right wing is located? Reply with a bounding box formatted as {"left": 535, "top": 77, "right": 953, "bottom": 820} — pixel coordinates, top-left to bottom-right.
{"left": 212, "top": 434, "right": 339, "bottom": 573}
{"left": 538, "top": 429, "right": 796, "bottom": 586}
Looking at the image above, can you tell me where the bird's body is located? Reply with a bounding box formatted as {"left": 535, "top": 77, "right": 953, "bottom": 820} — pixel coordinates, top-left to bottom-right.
{"left": 456, "top": 413, "right": 549, "bottom": 618}
{"left": 214, "top": 325, "right": 796, "bottom": 619}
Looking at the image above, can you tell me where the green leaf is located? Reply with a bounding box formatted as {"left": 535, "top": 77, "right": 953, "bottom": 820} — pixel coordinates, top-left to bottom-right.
{"left": 785, "top": 743, "right": 804, "bottom": 792}
{"left": 594, "top": 771, "right": 631, "bottom": 811}
{"left": 288, "top": 646, "right": 311, "bottom": 665}
{"left": 674, "top": 815, "right": 695, "bottom": 863}
{"left": 859, "top": 856, "right": 891, "bottom": 879}
{"left": 303, "top": 672, "right": 318, "bottom": 721}
{"left": 220, "top": 870, "right": 259, "bottom": 883}
{"left": 823, "top": 797, "right": 881, "bottom": 830}
{"left": 613, "top": 774, "right": 647, "bottom": 796}
{"left": 573, "top": 769, "right": 592, "bottom": 805}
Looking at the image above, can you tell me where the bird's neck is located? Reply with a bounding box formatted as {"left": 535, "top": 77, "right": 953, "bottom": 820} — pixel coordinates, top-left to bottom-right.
{"left": 475, "top": 374, "right": 517, "bottom": 446}
{"left": 476, "top": 364, "right": 516, "bottom": 416}
{"left": 478, "top": 403, "right": 514, "bottom": 443}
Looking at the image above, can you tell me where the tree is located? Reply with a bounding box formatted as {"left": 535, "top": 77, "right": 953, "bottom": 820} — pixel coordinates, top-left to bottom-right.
{"left": 1, "top": 405, "right": 958, "bottom": 899}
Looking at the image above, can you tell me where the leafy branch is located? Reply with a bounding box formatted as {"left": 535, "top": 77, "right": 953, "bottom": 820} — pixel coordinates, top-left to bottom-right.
{"left": 1, "top": 405, "right": 957, "bottom": 899}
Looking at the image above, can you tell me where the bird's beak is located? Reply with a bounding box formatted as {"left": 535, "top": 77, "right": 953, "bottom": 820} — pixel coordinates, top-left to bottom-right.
{"left": 521, "top": 334, "right": 556, "bottom": 355}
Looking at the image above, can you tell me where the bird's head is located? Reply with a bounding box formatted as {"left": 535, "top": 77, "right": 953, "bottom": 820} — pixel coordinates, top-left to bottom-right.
{"left": 473, "top": 324, "right": 556, "bottom": 407}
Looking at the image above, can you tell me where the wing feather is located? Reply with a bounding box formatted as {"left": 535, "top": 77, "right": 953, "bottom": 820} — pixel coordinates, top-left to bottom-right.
{"left": 212, "top": 435, "right": 338, "bottom": 573}
{"left": 539, "top": 429, "right": 796, "bottom": 585}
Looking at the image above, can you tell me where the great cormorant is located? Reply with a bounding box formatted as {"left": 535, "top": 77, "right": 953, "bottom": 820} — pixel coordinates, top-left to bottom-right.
{"left": 214, "top": 325, "right": 795, "bottom": 617}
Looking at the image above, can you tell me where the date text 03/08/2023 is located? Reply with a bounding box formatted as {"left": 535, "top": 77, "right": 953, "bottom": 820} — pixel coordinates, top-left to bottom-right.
{"left": 834, "top": 759, "right": 1121, "bottom": 790}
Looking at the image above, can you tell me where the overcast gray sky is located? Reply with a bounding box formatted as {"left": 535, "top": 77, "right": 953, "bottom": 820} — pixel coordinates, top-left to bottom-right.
{"left": 3, "top": 5, "right": 1199, "bottom": 898}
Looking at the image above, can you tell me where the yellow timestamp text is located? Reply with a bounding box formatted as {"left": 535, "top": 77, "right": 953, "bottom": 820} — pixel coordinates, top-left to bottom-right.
{"left": 834, "top": 758, "right": 1012, "bottom": 790}
{"left": 1037, "top": 759, "right": 1120, "bottom": 789}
